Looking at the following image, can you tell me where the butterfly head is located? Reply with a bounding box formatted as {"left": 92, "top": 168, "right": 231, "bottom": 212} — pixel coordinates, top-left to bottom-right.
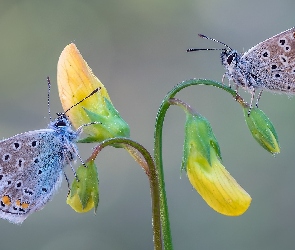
{"left": 220, "top": 49, "right": 241, "bottom": 73}
{"left": 186, "top": 34, "right": 243, "bottom": 79}
{"left": 47, "top": 113, "right": 80, "bottom": 141}
{"left": 54, "top": 113, "right": 71, "bottom": 128}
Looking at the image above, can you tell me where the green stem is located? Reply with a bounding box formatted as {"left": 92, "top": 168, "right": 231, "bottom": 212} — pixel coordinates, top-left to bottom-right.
{"left": 87, "top": 138, "right": 162, "bottom": 250}
{"left": 154, "top": 78, "right": 244, "bottom": 249}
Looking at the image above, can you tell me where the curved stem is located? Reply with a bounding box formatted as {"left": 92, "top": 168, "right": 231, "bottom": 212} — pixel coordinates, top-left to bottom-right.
{"left": 87, "top": 138, "right": 162, "bottom": 250}
{"left": 168, "top": 98, "right": 198, "bottom": 115}
{"left": 153, "top": 78, "right": 246, "bottom": 250}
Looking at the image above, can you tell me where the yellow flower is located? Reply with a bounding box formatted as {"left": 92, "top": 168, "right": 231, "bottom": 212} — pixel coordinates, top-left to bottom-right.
{"left": 67, "top": 160, "right": 99, "bottom": 213}
{"left": 182, "top": 114, "right": 251, "bottom": 216}
{"left": 244, "top": 107, "right": 280, "bottom": 154}
{"left": 57, "top": 43, "right": 130, "bottom": 142}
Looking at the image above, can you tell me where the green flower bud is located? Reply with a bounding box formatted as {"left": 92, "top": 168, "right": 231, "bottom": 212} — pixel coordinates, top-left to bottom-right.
{"left": 67, "top": 160, "right": 99, "bottom": 213}
{"left": 244, "top": 107, "right": 280, "bottom": 154}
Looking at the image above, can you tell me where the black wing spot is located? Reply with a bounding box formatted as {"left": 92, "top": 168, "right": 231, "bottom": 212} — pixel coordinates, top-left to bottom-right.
{"left": 16, "top": 181, "right": 22, "bottom": 188}
{"left": 13, "top": 142, "right": 20, "bottom": 150}
{"left": 279, "top": 39, "right": 286, "bottom": 45}
{"left": 3, "top": 154, "right": 11, "bottom": 161}
{"left": 24, "top": 188, "right": 33, "bottom": 196}
{"left": 18, "top": 159, "right": 24, "bottom": 168}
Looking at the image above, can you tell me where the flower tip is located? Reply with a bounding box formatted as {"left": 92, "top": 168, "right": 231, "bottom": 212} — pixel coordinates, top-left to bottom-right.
{"left": 64, "top": 42, "right": 78, "bottom": 52}
{"left": 186, "top": 146, "right": 251, "bottom": 216}
{"left": 66, "top": 193, "right": 96, "bottom": 213}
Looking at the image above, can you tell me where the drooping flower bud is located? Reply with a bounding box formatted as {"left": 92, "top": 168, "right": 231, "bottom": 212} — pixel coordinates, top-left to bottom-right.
{"left": 182, "top": 113, "right": 251, "bottom": 216}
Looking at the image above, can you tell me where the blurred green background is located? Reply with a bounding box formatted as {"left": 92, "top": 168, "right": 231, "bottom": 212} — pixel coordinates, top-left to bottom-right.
{"left": 1, "top": 1, "right": 295, "bottom": 249}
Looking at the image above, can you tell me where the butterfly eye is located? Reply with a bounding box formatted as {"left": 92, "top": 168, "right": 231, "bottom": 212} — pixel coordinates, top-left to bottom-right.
{"left": 55, "top": 121, "right": 67, "bottom": 127}
{"left": 227, "top": 54, "right": 234, "bottom": 65}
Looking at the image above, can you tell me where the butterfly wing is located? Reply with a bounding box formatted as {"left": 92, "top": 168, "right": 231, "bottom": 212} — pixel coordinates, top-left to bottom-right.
{"left": 241, "top": 27, "right": 295, "bottom": 93}
{"left": 0, "top": 129, "right": 66, "bottom": 224}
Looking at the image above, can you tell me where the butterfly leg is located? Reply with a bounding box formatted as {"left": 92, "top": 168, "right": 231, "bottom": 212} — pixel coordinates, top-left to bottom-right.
{"left": 233, "top": 84, "right": 239, "bottom": 102}
{"left": 248, "top": 87, "right": 256, "bottom": 116}
{"left": 76, "top": 153, "right": 87, "bottom": 168}
{"left": 222, "top": 74, "right": 232, "bottom": 89}
{"left": 68, "top": 159, "right": 79, "bottom": 181}
{"left": 63, "top": 146, "right": 80, "bottom": 181}
{"left": 255, "top": 89, "right": 263, "bottom": 108}
{"left": 235, "top": 85, "right": 239, "bottom": 94}
{"left": 222, "top": 74, "right": 227, "bottom": 85}
{"left": 63, "top": 171, "right": 71, "bottom": 195}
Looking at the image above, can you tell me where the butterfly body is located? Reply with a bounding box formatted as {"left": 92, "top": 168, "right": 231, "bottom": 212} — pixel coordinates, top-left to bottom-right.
{"left": 0, "top": 114, "right": 80, "bottom": 224}
{"left": 188, "top": 27, "right": 295, "bottom": 111}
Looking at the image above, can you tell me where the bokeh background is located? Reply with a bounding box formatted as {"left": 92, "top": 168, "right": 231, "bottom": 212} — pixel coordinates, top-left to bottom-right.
{"left": 0, "top": 1, "right": 295, "bottom": 249}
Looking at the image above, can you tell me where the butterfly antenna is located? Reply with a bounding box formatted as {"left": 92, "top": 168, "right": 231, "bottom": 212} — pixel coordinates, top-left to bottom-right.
{"left": 63, "top": 87, "right": 100, "bottom": 114}
{"left": 47, "top": 76, "right": 52, "bottom": 122}
{"left": 187, "top": 34, "right": 233, "bottom": 52}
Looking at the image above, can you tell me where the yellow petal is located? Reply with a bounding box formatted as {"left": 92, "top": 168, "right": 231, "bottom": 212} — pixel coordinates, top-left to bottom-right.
{"left": 187, "top": 147, "right": 251, "bottom": 216}
{"left": 66, "top": 193, "right": 94, "bottom": 213}
{"left": 57, "top": 43, "right": 110, "bottom": 128}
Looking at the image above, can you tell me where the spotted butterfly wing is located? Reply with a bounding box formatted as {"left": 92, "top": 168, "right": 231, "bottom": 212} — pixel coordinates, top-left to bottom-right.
{"left": 240, "top": 27, "right": 295, "bottom": 93}
{"left": 0, "top": 115, "right": 79, "bottom": 224}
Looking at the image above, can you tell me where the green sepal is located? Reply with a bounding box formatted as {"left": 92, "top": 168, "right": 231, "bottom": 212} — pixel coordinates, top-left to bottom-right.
{"left": 68, "top": 160, "right": 99, "bottom": 212}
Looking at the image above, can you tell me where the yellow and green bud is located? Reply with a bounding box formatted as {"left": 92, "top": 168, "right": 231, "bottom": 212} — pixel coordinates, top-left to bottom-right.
{"left": 182, "top": 113, "right": 251, "bottom": 216}
{"left": 57, "top": 43, "right": 130, "bottom": 142}
{"left": 67, "top": 160, "right": 99, "bottom": 213}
